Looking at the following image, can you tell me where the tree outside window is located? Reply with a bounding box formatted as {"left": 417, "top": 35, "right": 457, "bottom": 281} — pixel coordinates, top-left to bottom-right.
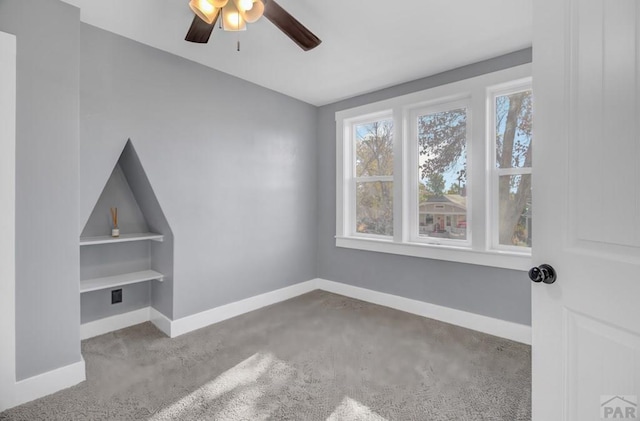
{"left": 354, "top": 119, "right": 394, "bottom": 236}
{"left": 495, "top": 90, "right": 533, "bottom": 248}
{"left": 417, "top": 107, "right": 468, "bottom": 241}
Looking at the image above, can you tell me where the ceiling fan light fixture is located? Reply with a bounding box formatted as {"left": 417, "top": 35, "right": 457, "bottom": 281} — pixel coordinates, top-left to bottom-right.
{"left": 188, "top": 0, "right": 218, "bottom": 24}
{"left": 185, "top": 0, "right": 321, "bottom": 51}
{"left": 237, "top": 0, "right": 254, "bottom": 11}
{"left": 222, "top": 2, "right": 247, "bottom": 31}
{"left": 241, "top": 0, "right": 264, "bottom": 23}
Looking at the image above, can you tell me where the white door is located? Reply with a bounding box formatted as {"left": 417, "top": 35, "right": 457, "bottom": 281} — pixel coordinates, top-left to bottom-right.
{"left": 532, "top": 0, "right": 640, "bottom": 420}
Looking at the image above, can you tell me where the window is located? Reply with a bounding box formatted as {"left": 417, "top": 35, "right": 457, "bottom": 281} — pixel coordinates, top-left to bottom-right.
{"left": 490, "top": 85, "right": 533, "bottom": 251}
{"left": 411, "top": 101, "right": 470, "bottom": 246}
{"left": 336, "top": 64, "right": 532, "bottom": 270}
{"left": 354, "top": 117, "right": 394, "bottom": 237}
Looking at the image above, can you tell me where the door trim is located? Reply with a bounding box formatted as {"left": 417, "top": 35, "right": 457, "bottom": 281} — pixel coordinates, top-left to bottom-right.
{"left": 0, "top": 30, "right": 17, "bottom": 412}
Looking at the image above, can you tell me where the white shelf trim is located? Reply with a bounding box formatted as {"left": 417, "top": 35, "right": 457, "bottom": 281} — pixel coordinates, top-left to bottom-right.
{"left": 80, "top": 270, "right": 163, "bottom": 293}
{"left": 79, "top": 232, "right": 164, "bottom": 246}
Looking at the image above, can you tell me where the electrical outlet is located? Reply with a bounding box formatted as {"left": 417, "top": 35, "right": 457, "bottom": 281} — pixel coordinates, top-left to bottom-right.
{"left": 111, "top": 289, "right": 123, "bottom": 304}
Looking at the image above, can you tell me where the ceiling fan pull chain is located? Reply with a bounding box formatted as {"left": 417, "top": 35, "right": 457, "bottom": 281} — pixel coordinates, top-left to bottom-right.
{"left": 237, "top": 11, "right": 241, "bottom": 52}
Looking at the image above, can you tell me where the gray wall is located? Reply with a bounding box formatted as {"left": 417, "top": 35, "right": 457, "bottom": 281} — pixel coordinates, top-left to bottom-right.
{"left": 79, "top": 24, "right": 318, "bottom": 320}
{"left": 0, "top": 0, "right": 82, "bottom": 380}
{"left": 317, "top": 49, "right": 533, "bottom": 326}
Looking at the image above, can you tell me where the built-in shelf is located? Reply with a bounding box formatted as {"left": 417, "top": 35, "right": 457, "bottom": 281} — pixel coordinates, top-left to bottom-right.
{"left": 80, "top": 232, "right": 164, "bottom": 246}
{"left": 80, "top": 269, "right": 164, "bottom": 293}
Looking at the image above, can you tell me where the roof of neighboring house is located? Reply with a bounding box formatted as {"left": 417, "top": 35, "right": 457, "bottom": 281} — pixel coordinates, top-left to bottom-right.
{"left": 420, "top": 194, "right": 467, "bottom": 209}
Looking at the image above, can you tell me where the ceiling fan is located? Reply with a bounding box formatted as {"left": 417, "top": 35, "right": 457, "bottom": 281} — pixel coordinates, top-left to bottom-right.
{"left": 185, "top": 0, "right": 321, "bottom": 51}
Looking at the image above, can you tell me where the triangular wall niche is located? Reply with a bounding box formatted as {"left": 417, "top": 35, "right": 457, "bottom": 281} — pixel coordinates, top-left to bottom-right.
{"left": 81, "top": 164, "right": 148, "bottom": 237}
{"left": 80, "top": 139, "right": 174, "bottom": 330}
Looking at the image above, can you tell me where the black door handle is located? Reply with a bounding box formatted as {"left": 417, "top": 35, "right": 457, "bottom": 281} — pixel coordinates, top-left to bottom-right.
{"left": 529, "top": 264, "right": 557, "bottom": 284}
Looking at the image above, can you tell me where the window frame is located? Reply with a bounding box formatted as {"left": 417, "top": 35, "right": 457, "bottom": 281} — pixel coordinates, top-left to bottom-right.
{"left": 336, "top": 64, "right": 533, "bottom": 271}
{"left": 351, "top": 113, "right": 395, "bottom": 240}
{"left": 407, "top": 97, "right": 473, "bottom": 248}
{"left": 339, "top": 109, "right": 395, "bottom": 241}
{"left": 487, "top": 79, "right": 534, "bottom": 253}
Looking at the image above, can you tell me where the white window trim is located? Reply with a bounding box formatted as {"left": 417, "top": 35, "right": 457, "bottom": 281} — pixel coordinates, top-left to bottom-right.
{"left": 336, "top": 63, "right": 533, "bottom": 272}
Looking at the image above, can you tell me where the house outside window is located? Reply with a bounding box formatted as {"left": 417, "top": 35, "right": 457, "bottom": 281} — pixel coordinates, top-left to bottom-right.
{"left": 336, "top": 64, "right": 533, "bottom": 271}
{"left": 411, "top": 100, "right": 470, "bottom": 246}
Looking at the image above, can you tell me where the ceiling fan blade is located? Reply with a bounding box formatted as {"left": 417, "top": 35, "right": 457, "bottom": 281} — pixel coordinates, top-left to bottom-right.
{"left": 185, "top": 13, "right": 219, "bottom": 44}
{"left": 263, "top": 0, "right": 321, "bottom": 51}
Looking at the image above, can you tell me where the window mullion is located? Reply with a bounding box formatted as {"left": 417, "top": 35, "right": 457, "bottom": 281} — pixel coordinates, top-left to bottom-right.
{"left": 393, "top": 107, "right": 404, "bottom": 244}
{"left": 470, "top": 85, "right": 487, "bottom": 252}
{"left": 496, "top": 167, "right": 532, "bottom": 176}
{"left": 405, "top": 108, "right": 419, "bottom": 244}
{"left": 355, "top": 176, "right": 394, "bottom": 182}
{"left": 336, "top": 119, "right": 348, "bottom": 238}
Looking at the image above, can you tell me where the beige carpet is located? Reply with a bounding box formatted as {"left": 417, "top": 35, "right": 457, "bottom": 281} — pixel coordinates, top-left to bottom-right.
{"left": 0, "top": 290, "right": 531, "bottom": 420}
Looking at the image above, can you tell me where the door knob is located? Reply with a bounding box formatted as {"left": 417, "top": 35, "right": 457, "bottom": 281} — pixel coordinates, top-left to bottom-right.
{"left": 529, "top": 264, "right": 557, "bottom": 284}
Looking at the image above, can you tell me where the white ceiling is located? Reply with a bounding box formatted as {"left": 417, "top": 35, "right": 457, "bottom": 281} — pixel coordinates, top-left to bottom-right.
{"left": 61, "top": 0, "right": 532, "bottom": 106}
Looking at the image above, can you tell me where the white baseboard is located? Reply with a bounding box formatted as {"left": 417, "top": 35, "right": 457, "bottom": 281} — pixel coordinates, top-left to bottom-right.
{"left": 81, "top": 307, "right": 151, "bottom": 340}
{"left": 157, "top": 278, "right": 529, "bottom": 344}
{"left": 150, "top": 307, "right": 172, "bottom": 337}
{"left": 167, "top": 280, "right": 317, "bottom": 338}
{"left": 315, "top": 279, "right": 531, "bottom": 345}
{"left": 77, "top": 306, "right": 173, "bottom": 342}
{"left": 0, "top": 358, "right": 85, "bottom": 412}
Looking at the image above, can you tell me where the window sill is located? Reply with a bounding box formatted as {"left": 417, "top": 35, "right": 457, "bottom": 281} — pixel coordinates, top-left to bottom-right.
{"left": 335, "top": 236, "right": 531, "bottom": 271}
